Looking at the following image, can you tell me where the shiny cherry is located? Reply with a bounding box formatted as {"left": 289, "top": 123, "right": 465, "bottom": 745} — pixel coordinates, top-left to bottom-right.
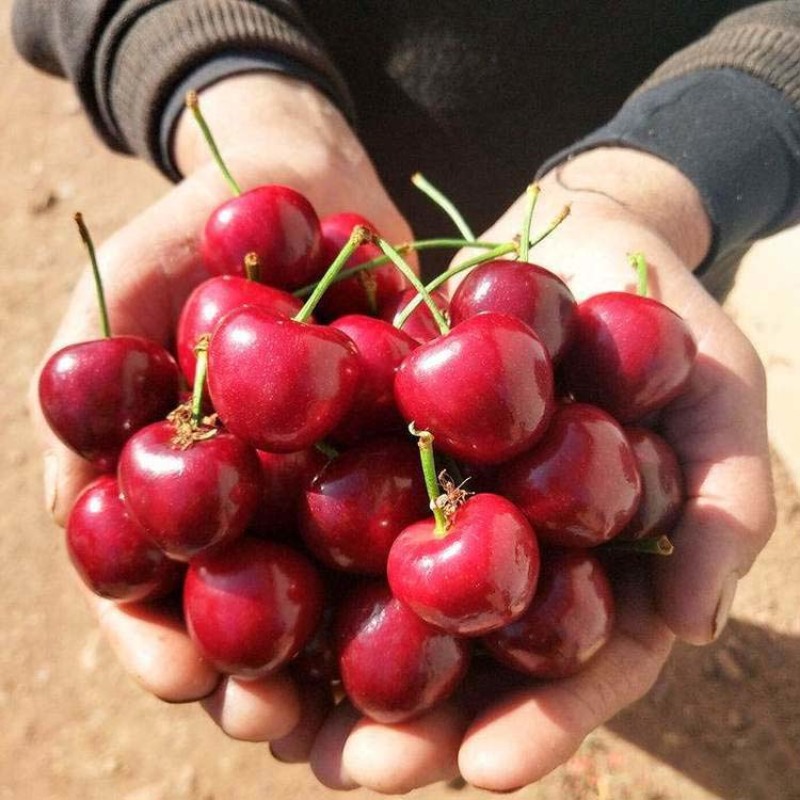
{"left": 379, "top": 287, "right": 451, "bottom": 344}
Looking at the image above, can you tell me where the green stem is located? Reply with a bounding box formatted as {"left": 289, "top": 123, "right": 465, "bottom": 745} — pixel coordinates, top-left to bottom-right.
{"left": 244, "top": 252, "right": 260, "bottom": 282}
{"left": 314, "top": 440, "right": 339, "bottom": 460}
{"left": 294, "top": 227, "right": 370, "bottom": 322}
{"left": 74, "top": 212, "right": 111, "bottom": 339}
{"left": 410, "top": 424, "right": 448, "bottom": 537}
{"left": 185, "top": 90, "right": 242, "bottom": 197}
{"left": 528, "top": 204, "right": 571, "bottom": 249}
{"left": 519, "top": 183, "right": 540, "bottom": 262}
{"left": 629, "top": 251, "right": 649, "bottom": 297}
{"left": 411, "top": 173, "right": 475, "bottom": 241}
{"left": 604, "top": 535, "right": 674, "bottom": 556}
{"left": 376, "top": 237, "right": 450, "bottom": 335}
{"left": 191, "top": 335, "right": 211, "bottom": 427}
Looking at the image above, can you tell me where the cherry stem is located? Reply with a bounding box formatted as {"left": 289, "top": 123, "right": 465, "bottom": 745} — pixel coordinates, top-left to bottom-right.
{"left": 185, "top": 90, "right": 242, "bottom": 197}
{"left": 629, "top": 251, "right": 649, "bottom": 296}
{"left": 291, "top": 238, "right": 502, "bottom": 298}
{"left": 74, "top": 212, "right": 111, "bottom": 339}
{"left": 376, "top": 237, "right": 450, "bottom": 335}
{"left": 604, "top": 535, "right": 674, "bottom": 556}
{"left": 519, "top": 183, "right": 540, "bottom": 262}
{"left": 191, "top": 335, "right": 211, "bottom": 427}
{"left": 412, "top": 173, "right": 476, "bottom": 242}
{"left": 244, "top": 252, "right": 261, "bottom": 282}
{"left": 314, "top": 440, "right": 339, "bottom": 460}
{"left": 409, "top": 423, "right": 448, "bottom": 537}
{"left": 528, "top": 204, "right": 571, "bottom": 249}
{"left": 294, "top": 226, "right": 371, "bottom": 323}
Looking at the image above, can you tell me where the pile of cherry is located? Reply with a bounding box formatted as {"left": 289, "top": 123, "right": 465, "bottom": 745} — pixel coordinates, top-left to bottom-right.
{"left": 39, "top": 102, "right": 696, "bottom": 725}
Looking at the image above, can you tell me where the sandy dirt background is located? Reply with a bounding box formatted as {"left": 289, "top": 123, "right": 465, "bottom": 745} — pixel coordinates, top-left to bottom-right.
{"left": 1, "top": 6, "right": 798, "bottom": 799}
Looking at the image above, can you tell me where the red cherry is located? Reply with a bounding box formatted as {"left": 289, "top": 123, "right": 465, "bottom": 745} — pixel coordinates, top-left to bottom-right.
{"left": 498, "top": 403, "right": 642, "bottom": 547}
{"left": 207, "top": 306, "right": 362, "bottom": 452}
{"left": 334, "top": 581, "right": 470, "bottom": 723}
{"left": 176, "top": 275, "right": 304, "bottom": 387}
{"left": 394, "top": 313, "right": 554, "bottom": 465}
{"left": 387, "top": 493, "right": 540, "bottom": 636}
{"left": 619, "top": 427, "right": 684, "bottom": 540}
{"left": 38, "top": 336, "right": 179, "bottom": 471}
{"left": 184, "top": 538, "right": 324, "bottom": 678}
{"left": 299, "top": 437, "right": 430, "bottom": 574}
{"left": 314, "top": 213, "right": 407, "bottom": 321}
{"left": 329, "top": 315, "right": 419, "bottom": 444}
{"left": 482, "top": 549, "right": 615, "bottom": 679}
{"left": 118, "top": 420, "right": 263, "bottom": 561}
{"left": 450, "top": 260, "right": 578, "bottom": 363}
{"left": 379, "top": 287, "right": 450, "bottom": 344}
{"left": 561, "top": 292, "right": 697, "bottom": 422}
{"left": 66, "top": 475, "right": 182, "bottom": 603}
{"left": 201, "top": 185, "right": 323, "bottom": 290}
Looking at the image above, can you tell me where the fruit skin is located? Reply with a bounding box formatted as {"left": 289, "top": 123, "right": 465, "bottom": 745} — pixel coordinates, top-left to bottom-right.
{"left": 387, "top": 493, "right": 540, "bottom": 636}
{"left": 176, "top": 276, "right": 304, "bottom": 387}
{"left": 200, "top": 184, "right": 323, "bottom": 290}
{"left": 66, "top": 475, "right": 182, "bottom": 603}
{"left": 449, "top": 259, "right": 578, "bottom": 363}
{"left": 620, "top": 426, "right": 684, "bottom": 540}
{"left": 561, "top": 292, "right": 697, "bottom": 423}
{"left": 482, "top": 548, "right": 615, "bottom": 679}
{"left": 38, "top": 336, "right": 180, "bottom": 471}
{"left": 299, "top": 437, "right": 430, "bottom": 574}
{"left": 118, "top": 420, "right": 263, "bottom": 561}
{"left": 498, "top": 403, "right": 642, "bottom": 548}
{"left": 334, "top": 581, "right": 470, "bottom": 723}
{"left": 379, "top": 287, "right": 451, "bottom": 344}
{"left": 394, "top": 312, "right": 554, "bottom": 465}
{"left": 207, "top": 306, "right": 362, "bottom": 452}
{"left": 184, "top": 538, "right": 324, "bottom": 678}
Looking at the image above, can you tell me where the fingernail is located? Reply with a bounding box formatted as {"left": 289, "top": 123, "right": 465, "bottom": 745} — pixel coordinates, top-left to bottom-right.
{"left": 43, "top": 451, "right": 58, "bottom": 516}
{"left": 713, "top": 571, "right": 739, "bottom": 640}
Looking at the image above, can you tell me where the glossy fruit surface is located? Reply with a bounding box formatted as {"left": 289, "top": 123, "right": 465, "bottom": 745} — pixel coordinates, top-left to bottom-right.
{"left": 184, "top": 538, "right": 324, "bottom": 678}
{"left": 201, "top": 185, "right": 323, "bottom": 290}
{"left": 300, "top": 438, "right": 430, "bottom": 574}
{"left": 482, "top": 548, "right": 614, "bottom": 678}
{"left": 450, "top": 259, "right": 577, "bottom": 362}
{"left": 207, "top": 306, "right": 362, "bottom": 452}
{"left": 66, "top": 475, "right": 182, "bottom": 603}
{"left": 38, "top": 336, "right": 179, "bottom": 471}
{"left": 387, "top": 493, "right": 540, "bottom": 636}
{"left": 499, "top": 403, "right": 642, "bottom": 547}
{"left": 394, "top": 312, "right": 554, "bottom": 464}
{"left": 379, "top": 287, "right": 450, "bottom": 344}
{"left": 335, "top": 581, "right": 470, "bottom": 723}
{"left": 561, "top": 292, "right": 697, "bottom": 422}
{"left": 118, "top": 420, "right": 262, "bottom": 561}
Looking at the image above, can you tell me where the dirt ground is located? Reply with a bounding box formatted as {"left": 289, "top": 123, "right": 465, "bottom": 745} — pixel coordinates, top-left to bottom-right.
{"left": 1, "top": 7, "right": 798, "bottom": 800}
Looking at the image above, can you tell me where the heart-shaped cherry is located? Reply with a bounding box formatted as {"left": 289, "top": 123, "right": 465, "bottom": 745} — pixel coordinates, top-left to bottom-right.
{"left": 67, "top": 475, "right": 183, "bottom": 603}
{"left": 184, "top": 537, "right": 324, "bottom": 678}
{"left": 394, "top": 312, "right": 554, "bottom": 465}
{"left": 334, "top": 580, "right": 470, "bottom": 723}
{"left": 498, "top": 403, "right": 642, "bottom": 547}
{"left": 482, "top": 548, "right": 615, "bottom": 679}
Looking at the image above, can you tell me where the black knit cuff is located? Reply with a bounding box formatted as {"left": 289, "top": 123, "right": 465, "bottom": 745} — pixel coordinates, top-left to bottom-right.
{"left": 93, "top": 0, "right": 354, "bottom": 177}
{"left": 536, "top": 69, "right": 800, "bottom": 271}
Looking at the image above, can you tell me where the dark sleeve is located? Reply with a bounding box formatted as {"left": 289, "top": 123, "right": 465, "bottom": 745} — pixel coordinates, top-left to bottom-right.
{"left": 536, "top": 1, "right": 800, "bottom": 270}
{"left": 11, "top": 0, "right": 354, "bottom": 179}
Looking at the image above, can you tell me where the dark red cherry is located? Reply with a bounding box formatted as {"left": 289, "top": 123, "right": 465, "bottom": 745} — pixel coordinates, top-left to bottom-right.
{"left": 482, "top": 549, "right": 615, "bottom": 679}
{"left": 561, "top": 292, "right": 697, "bottom": 422}
{"left": 379, "top": 287, "right": 450, "bottom": 344}
{"left": 394, "top": 313, "right": 554, "bottom": 465}
{"left": 38, "top": 336, "right": 179, "bottom": 471}
{"left": 201, "top": 185, "right": 323, "bottom": 290}
{"left": 334, "top": 581, "right": 470, "bottom": 723}
{"left": 450, "top": 259, "right": 578, "bottom": 363}
{"left": 387, "top": 493, "right": 540, "bottom": 636}
{"left": 207, "top": 306, "right": 362, "bottom": 452}
{"left": 184, "top": 538, "right": 324, "bottom": 678}
{"left": 498, "top": 403, "right": 642, "bottom": 548}
{"left": 66, "top": 475, "right": 182, "bottom": 603}
{"left": 118, "top": 420, "right": 263, "bottom": 561}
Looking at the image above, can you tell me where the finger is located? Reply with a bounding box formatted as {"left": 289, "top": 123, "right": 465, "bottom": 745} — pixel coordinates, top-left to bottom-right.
{"left": 458, "top": 572, "right": 674, "bottom": 792}
{"left": 88, "top": 589, "right": 220, "bottom": 702}
{"left": 270, "top": 681, "right": 335, "bottom": 763}
{"left": 308, "top": 699, "right": 361, "bottom": 790}
{"left": 342, "top": 701, "right": 467, "bottom": 794}
{"left": 201, "top": 673, "right": 301, "bottom": 741}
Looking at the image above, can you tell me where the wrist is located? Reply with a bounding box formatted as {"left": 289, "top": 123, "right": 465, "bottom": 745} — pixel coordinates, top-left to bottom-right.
{"left": 538, "top": 147, "right": 712, "bottom": 269}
